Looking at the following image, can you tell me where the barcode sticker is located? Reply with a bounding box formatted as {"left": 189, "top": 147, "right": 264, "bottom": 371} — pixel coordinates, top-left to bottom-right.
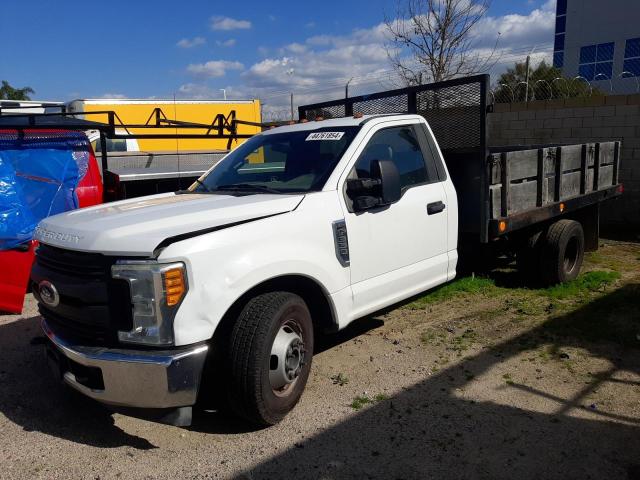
{"left": 305, "top": 132, "right": 345, "bottom": 141}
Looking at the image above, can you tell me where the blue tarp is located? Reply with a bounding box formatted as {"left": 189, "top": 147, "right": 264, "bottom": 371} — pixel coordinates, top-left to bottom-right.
{"left": 0, "top": 131, "right": 90, "bottom": 250}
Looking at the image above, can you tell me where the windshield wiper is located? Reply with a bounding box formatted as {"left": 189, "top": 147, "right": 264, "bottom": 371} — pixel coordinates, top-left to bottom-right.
{"left": 192, "top": 178, "right": 212, "bottom": 193}
{"left": 215, "top": 183, "right": 282, "bottom": 194}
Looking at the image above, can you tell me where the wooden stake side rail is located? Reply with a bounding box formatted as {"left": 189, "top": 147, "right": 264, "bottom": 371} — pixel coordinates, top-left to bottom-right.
{"left": 488, "top": 141, "right": 622, "bottom": 237}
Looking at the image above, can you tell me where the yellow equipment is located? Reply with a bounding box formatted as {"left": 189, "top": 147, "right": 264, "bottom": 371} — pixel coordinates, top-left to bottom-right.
{"left": 67, "top": 98, "right": 261, "bottom": 152}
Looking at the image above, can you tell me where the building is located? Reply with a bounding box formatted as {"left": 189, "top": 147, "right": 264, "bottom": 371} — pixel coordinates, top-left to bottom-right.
{"left": 553, "top": 0, "right": 640, "bottom": 92}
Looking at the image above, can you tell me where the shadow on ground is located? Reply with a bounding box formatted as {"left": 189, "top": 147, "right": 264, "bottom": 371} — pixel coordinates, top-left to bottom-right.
{"left": 0, "top": 283, "right": 639, "bottom": 478}
{"left": 0, "top": 315, "right": 156, "bottom": 449}
{"left": 241, "top": 284, "right": 640, "bottom": 480}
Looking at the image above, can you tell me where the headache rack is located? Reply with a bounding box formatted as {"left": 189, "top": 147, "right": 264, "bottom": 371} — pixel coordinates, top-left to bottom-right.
{"left": 0, "top": 107, "right": 268, "bottom": 201}
{"left": 299, "top": 74, "right": 622, "bottom": 243}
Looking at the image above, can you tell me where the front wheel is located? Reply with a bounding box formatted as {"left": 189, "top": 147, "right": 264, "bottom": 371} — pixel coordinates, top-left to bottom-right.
{"left": 226, "top": 292, "right": 314, "bottom": 426}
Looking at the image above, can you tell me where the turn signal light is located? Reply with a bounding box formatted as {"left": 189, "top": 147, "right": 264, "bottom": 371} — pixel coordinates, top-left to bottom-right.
{"left": 559, "top": 202, "right": 565, "bottom": 212}
{"left": 498, "top": 220, "right": 507, "bottom": 233}
{"left": 164, "top": 268, "right": 185, "bottom": 306}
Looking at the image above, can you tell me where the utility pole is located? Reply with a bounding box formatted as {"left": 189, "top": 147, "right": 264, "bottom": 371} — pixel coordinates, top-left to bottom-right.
{"left": 524, "top": 55, "right": 531, "bottom": 102}
{"left": 290, "top": 93, "right": 294, "bottom": 121}
{"left": 345, "top": 77, "right": 353, "bottom": 98}
{"left": 220, "top": 89, "right": 227, "bottom": 100}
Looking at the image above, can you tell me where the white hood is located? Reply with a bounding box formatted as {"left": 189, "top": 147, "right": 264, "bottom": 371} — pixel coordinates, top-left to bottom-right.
{"left": 35, "top": 192, "right": 304, "bottom": 256}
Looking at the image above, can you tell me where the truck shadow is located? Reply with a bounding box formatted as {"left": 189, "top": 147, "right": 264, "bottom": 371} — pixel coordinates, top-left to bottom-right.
{"left": 0, "top": 314, "right": 156, "bottom": 450}
{"left": 240, "top": 284, "right": 640, "bottom": 479}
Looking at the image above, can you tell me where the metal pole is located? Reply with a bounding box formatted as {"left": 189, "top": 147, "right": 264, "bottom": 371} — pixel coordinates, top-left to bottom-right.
{"left": 220, "top": 89, "right": 227, "bottom": 100}
{"left": 345, "top": 77, "right": 353, "bottom": 98}
{"left": 524, "top": 55, "right": 531, "bottom": 102}
{"left": 290, "top": 93, "right": 294, "bottom": 121}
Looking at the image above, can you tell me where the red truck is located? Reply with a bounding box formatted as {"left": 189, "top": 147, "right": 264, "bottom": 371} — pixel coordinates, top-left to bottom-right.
{"left": 0, "top": 129, "right": 103, "bottom": 313}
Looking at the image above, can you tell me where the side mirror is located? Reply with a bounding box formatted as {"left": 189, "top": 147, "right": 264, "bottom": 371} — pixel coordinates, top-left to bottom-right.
{"left": 346, "top": 159, "right": 401, "bottom": 211}
{"left": 371, "top": 159, "right": 401, "bottom": 205}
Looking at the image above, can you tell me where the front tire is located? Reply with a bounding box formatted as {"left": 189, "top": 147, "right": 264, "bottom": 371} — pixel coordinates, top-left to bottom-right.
{"left": 226, "top": 292, "right": 314, "bottom": 426}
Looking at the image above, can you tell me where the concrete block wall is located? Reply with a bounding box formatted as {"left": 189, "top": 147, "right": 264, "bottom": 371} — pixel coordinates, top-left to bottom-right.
{"left": 489, "top": 95, "right": 640, "bottom": 228}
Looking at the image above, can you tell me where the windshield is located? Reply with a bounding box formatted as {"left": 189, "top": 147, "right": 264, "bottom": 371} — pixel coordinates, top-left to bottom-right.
{"left": 190, "top": 126, "right": 361, "bottom": 194}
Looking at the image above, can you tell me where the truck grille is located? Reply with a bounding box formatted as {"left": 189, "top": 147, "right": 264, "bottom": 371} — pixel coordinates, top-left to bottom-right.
{"left": 32, "top": 244, "right": 133, "bottom": 346}
{"left": 36, "top": 244, "right": 112, "bottom": 279}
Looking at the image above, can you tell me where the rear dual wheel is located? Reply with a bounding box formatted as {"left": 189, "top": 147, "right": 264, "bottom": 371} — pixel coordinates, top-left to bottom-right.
{"left": 226, "top": 292, "right": 314, "bottom": 426}
{"left": 517, "top": 219, "right": 585, "bottom": 286}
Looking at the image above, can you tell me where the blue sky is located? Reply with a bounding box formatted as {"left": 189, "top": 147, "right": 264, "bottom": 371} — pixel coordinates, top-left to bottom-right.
{"left": 0, "top": 0, "right": 555, "bottom": 115}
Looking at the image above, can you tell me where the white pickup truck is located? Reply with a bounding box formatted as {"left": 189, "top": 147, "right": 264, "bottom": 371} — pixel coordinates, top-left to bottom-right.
{"left": 32, "top": 77, "right": 622, "bottom": 427}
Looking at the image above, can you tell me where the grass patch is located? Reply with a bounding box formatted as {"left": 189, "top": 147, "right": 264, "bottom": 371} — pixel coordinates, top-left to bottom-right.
{"left": 351, "top": 393, "right": 390, "bottom": 410}
{"left": 351, "top": 396, "right": 372, "bottom": 410}
{"left": 543, "top": 271, "right": 620, "bottom": 300}
{"left": 541, "top": 283, "right": 640, "bottom": 348}
{"left": 407, "top": 276, "right": 497, "bottom": 309}
{"left": 451, "top": 329, "right": 477, "bottom": 353}
{"left": 331, "top": 373, "right": 349, "bottom": 386}
{"left": 420, "top": 329, "right": 447, "bottom": 345}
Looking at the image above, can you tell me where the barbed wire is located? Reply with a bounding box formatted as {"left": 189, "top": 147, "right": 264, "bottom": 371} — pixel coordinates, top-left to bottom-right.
{"left": 491, "top": 73, "right": 640, "bottom": 104}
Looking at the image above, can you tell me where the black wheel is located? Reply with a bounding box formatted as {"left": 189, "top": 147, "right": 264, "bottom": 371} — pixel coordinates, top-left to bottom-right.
{"left": 516, "top": 230, "right": 543, "bottom": 285}
{"left": 539, "top": 219, "right": 584, "bottom": 286}
{"left": 226, "top": 292, "right": 314, "bottom": 426}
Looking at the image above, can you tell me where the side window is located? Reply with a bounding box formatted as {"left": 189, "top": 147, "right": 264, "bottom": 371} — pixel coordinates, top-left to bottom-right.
{"left": 353, "top": 126, "right": 430, "bottom": 190}
{"left": 92, "top": 137, "right": 128, "bottom": 153}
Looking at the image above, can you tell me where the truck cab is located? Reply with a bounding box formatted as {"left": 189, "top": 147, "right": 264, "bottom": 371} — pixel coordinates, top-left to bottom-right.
{"left": 33, "top": 114, "right": 457, "bottom": 426}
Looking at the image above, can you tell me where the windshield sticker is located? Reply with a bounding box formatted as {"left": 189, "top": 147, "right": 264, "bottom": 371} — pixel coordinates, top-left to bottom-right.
{"left": 305, "top": 132, "right": 345, "bottom": 141}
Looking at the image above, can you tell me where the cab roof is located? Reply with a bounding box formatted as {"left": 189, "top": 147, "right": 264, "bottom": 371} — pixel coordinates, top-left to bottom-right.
{"left": 262, "top": 114, "right": 423, "bottom": 135}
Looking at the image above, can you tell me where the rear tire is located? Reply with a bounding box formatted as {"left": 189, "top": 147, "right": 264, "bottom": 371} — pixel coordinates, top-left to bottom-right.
{"left": 539, "top": 219, "right": 584, "bottom": 286}
{"left": 226, "top": 292, "right": 314, "bottom": 426}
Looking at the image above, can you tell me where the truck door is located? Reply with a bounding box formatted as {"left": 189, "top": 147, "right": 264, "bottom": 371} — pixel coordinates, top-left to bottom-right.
{"left": 343, "top": 123, "right": 449, "bottom": 315}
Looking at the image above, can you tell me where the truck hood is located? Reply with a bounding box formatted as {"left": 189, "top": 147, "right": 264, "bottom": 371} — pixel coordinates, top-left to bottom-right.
{"left": 35, "top": 192, "right": 304, "bottom": 256}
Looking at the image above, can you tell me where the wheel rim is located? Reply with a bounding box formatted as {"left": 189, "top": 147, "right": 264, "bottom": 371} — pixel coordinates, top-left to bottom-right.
{"left": 269, "top": 319, "right": 306, "bottom": 396}
{"left": 564, "top": 236, "right": 579, "bottom": 274}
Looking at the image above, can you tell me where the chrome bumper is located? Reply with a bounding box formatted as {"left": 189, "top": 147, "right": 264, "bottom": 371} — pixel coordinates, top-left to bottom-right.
{"left": 42, "top": 319, "right": 209, "bottom": 409}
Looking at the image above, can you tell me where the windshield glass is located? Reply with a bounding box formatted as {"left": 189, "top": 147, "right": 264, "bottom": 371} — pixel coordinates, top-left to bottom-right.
{"left": 190, "top": 126, "right": 361, "bottom": 194}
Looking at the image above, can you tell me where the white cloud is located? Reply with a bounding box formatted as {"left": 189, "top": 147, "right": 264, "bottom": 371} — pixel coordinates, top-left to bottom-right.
{"left": 216, "top": 38, "right": 236, "bottom": 47}
{"left": 177, "top": 83, "right": 216, "bottom": 99}
{"left": 472, "top": 1, "right": 555, "bottom": 49}
{"left": 182, "top": 3, "right": 556, "bottom": 116}
{"left": 268, "top": 14, "right": 276, "bottom": 21}
{"left": 100, "top": 93, "right": 127, "bottom": 99}
{"left": 187, "top": 60, "right": 244, "bottom": 78}
{"left": 176, "top": 36, "right": 206, "bottom": 48}
{"left": 210, "top": 16, "right": 251, "bottom": 31}
{"left": 305, "top": 21, "right": 316, "bottom": 28}
{"left": 284, "top": 43, "right": 307, "bottom": 54}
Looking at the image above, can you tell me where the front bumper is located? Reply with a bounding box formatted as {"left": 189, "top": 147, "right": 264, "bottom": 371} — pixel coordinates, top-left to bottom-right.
{"left": 42, "top": 318, "right": 208, "bottom": 409}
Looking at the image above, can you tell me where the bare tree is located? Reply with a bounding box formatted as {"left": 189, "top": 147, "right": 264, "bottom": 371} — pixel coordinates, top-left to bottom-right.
{"left": 385, "top": 0, "right": 498, "bottom": 86}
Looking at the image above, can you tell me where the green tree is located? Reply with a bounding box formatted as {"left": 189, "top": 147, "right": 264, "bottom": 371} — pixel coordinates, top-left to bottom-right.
{"left": 493, "top": 60, "right": 599, "bottom": 103}
{"left": 0, "top": 80, "right": 35, "bottom": 100}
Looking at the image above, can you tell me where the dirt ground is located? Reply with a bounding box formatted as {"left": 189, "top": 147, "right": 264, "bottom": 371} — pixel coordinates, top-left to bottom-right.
{"left": 1, "top": 239, "right": 639, "bottom": 480}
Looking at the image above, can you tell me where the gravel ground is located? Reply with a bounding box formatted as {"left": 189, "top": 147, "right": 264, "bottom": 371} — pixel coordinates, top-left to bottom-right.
{"left": 1, "top": 240, "right": 639, "bottom": 480}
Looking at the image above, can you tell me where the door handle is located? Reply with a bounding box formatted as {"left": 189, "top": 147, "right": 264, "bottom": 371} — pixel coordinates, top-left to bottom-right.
{"left": 427, "top": 201, "right": 446, "bottom": 215}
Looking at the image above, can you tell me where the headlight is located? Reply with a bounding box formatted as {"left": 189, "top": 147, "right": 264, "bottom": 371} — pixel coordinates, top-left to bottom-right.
{"left": 111, "top": 260, "right": 188, "bottom": 346}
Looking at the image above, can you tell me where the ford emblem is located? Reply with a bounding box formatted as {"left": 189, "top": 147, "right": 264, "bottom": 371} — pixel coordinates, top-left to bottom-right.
{"left": 38, "top": 280, "right": 60, "bottom": 308}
